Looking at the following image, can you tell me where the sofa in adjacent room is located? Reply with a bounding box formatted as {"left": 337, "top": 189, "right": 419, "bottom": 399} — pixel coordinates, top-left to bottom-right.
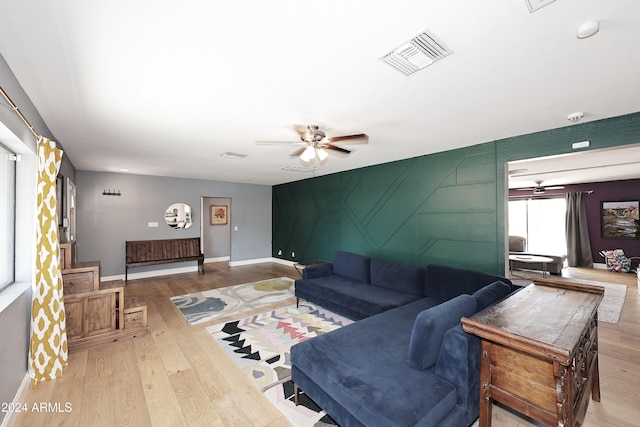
{"left": 291, "top": 250, "right": 516, "bottom": 426}
{"left": 508, "top": 235, "right": 566, "bottom": 275}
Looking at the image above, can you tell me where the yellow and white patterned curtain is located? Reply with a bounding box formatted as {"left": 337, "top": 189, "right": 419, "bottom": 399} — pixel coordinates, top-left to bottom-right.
{"left": 28, "top": 137, "right": 68, "bottom": 387}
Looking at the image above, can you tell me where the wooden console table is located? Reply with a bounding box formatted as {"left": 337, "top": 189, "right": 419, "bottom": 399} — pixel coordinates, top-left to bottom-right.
{"left": 461, "top": 279, "right": 604, "bottom": 427}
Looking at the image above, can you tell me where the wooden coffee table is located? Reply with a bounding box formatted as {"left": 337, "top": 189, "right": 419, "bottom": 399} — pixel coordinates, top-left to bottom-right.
{"left": 461, "top": 278, "right": 604, "bottom": 427}
{"left": 508, "top": 254, "right": 554, "bottom": 277}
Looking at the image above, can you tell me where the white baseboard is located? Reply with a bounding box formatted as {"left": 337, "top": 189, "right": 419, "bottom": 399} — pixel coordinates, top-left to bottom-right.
{"left": 1, "top": 374, "right": 30, "bottom": 427}
{"left": 229, "top": 257, "right": 295, "bottom": 267}
{"left": 101, "top": 257, "right": 295, "bottom": 281}
{"left": 270, "top": 257, "right": 296, "bottom": 267}
{"left": 101, "top": 265, "right": 200, "bottom": 282}
{"left": 205, "top": 256, "right": 230, "bottom": 263}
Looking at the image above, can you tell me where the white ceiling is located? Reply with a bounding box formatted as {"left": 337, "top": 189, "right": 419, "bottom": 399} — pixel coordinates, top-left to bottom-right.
{"left": 508, "top": 143, "right": 640, "bottom": 189}
{"left": 0, "top": 0, "right": 639, "bottom": 186}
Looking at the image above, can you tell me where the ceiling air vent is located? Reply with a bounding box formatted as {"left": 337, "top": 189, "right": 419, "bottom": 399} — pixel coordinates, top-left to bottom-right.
{"left": 380, "top": 29, "right": 452, "bottom": 76}
{"left": 221, "top": 152, "right": 247, "bottom": 159}
{"left": 280, "top": 165, "right": 316, "bottom": 173}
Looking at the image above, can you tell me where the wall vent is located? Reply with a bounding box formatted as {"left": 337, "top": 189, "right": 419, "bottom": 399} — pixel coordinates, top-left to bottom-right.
{"left": 380, "top": 29, "right": 452, "bottom": 76}
{"left": 220, "top": 152, "right": 247, "bottom": 159}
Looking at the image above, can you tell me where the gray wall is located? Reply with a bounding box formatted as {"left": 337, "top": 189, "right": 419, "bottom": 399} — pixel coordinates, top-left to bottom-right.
{"left": 203, "top": 197, "right": 231, "bottom": 259}
{"left": 76, "top": 171, "right": 272, "bottom": 277}
{"left": 0, "top": 52, "right": 76, "bottom": 424}
{"left": 0, "top": 290, "right": 30, "bottom": 418}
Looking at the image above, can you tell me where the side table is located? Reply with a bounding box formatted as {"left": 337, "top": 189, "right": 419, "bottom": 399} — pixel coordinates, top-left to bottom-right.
{"left": 461, "top": 278, "right": 604, "bottom": 427}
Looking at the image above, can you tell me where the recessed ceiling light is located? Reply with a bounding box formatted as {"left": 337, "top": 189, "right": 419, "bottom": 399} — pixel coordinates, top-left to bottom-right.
{"left": 577, "top": 21, "right": 600, "bottom": 39}
{"left": 221, "top": 152, "right": 247, "bottom": 159}
{"left": 567, "top": 112, "right": 584, "bottom": 122}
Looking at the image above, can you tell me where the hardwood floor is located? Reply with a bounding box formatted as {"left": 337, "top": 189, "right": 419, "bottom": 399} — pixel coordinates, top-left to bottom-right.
{"left": 7, "top": 263, "right": 639, "bottom": 427}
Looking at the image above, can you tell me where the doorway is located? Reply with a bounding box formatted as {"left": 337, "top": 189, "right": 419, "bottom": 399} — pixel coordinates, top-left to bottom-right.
{"left": 201, "top": 197, "right": 231, "bottom": 262}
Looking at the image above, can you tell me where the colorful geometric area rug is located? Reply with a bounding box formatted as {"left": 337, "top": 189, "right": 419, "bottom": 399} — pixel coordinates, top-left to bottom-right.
{"left": 206, "top": 302, "right": 353, "bottom": 426}
{"left": 170, "top": 277, "right": 295, "bottom": 325}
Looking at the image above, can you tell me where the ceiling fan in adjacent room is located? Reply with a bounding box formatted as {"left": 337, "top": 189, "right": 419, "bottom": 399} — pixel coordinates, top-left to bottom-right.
{"left": 256, "top": 124, "right": 368, "bottom": 166}
{"left": 516, "top": 181, "right": 565, "bottom": 195}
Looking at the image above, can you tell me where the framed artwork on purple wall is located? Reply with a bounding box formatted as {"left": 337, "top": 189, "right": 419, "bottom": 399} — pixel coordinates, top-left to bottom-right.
{"left": 601, "top": 200, "right": 639, "bottom": 239}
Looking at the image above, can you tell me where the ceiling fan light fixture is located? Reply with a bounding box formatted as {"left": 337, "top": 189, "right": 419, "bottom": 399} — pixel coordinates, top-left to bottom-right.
{"left": 317, "top": 148, "right": 329, "bottom": 161}
{"left": 300, "top": 146, "right": 316, "bottom": 162}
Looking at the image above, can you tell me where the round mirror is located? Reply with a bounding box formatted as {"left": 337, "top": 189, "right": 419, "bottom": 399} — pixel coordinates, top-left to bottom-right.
{"left": 164, "top": 202, "right": 193, "bottom": 229}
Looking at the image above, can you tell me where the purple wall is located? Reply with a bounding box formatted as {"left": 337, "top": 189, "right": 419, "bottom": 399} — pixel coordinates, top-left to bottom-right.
{"left": 509, "top": 178, "right": 640, "bottom": 263}
{"left": 568, "top": 179, "right": 640, "bottom": 263}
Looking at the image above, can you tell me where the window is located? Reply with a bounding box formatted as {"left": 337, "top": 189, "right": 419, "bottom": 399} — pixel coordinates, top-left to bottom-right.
{"left": 0, "top": 142, "right": 16, "bottom": 291}
{"left": 508, "top": 198, "right": 567, "bottom": 255}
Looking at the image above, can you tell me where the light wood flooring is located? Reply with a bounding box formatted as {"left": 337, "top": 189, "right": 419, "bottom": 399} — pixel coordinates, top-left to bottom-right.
{"left": 7, "top": 263, "right": 640, "bottom": 427}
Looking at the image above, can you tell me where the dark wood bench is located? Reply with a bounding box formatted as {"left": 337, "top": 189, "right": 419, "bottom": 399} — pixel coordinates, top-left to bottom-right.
{"left": 125, "top": 237, "right": 204, "bottom": 281}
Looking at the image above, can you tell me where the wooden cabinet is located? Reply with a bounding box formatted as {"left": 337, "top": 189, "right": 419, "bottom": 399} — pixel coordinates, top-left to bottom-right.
{"left": 62, "top": 261, "right": 100, "bottom": 294}
{"left": 59, "top": 241, "right": 76, "bottom": 270}
{"left": 123, "top": 296, "right": 148, "bottom": 330}
{"left": 65, "top": 288, "right": 124, "bottom": 340}
{"left": 461, "top": 279, "right": 604, "bottom": 427}
{"left": 61, "top": 248, "right": 147, "bottom": 351}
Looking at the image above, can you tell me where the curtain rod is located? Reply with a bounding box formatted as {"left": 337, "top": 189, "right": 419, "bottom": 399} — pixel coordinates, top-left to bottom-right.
{"left": 0, "top": 84, "right": 41, "bottom": 139}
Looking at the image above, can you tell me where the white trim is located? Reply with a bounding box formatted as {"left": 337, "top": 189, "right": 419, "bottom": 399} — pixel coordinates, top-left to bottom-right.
{"left": 0, "top": 281, "right": 30, "bottom": 314}
{"left": 101, "top": 265, "right": 200, "bottom": 282}
{"left": 270, "top": 257, "right": 296, "bottom": 267}
{"left": 229, "top": 257, "right": 295, "bottom": 267}
{"left": 593, "top": 262, "right": 607, "bottom": 270}
{"left": 0, "top": 374, "right": 30, "bottom": 427}
{"left": 204, "top": 256, "right": 230, "bottom": 263}
{"left": 101, "top": 257, "right": 295, "bottom": 281}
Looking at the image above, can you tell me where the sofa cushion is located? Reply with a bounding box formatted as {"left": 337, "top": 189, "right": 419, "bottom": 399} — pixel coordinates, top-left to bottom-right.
{"left": 509, "top": 235, "right": 527, "bottom": 252}
{"left": 425, "top": 264, "right": 513, "bottom": 301}
{"left": 370, "top": 258, "right": 426, "bottom": 296}
{"left": 295, "top": 276, "right": 424, "bottom": 319}
{"left": 472, "top": 280, "right": 512, "bottom": 311}
{"left": 407, "top": 294, "right": 477, "bottom": 370}
{"left": 291, "top": 297, "right": 458, "bottom": 427}
{"left": 332, "top": 251, "right": 370, "bottom": 284}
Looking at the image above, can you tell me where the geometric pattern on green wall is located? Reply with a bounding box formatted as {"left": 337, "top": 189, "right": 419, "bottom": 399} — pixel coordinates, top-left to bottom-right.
{"left": 273, "top": 141, "right": 500, "bottom": 273}
{"left": 274, "top": 113, "right": 640, "bottom": 276}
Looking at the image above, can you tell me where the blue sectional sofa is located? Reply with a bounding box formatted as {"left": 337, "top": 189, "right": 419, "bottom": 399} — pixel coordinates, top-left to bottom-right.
{"left": 291, "top": 251, "right": 515, "bottom": 427}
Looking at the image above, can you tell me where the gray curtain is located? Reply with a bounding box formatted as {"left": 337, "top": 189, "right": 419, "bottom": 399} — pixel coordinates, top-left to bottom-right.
{"left": 565, "top": 192, "right": 593, "bottom": 267}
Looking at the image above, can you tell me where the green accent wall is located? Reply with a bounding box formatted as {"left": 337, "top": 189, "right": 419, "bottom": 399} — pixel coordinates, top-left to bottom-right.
{"left": 273, "top": 112, "right": 640, "bottom": 275}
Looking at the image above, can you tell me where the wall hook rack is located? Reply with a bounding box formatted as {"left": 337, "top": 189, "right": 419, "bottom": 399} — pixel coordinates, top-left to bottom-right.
{"left": 103, "top": 189, "right": 121, "bottom": 196}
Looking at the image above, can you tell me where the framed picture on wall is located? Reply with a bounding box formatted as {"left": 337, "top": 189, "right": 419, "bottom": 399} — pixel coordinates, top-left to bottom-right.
{"left": 210, "top": 205, "right": 228, "bottom": 225}
{"left": 601, "top": 200, "right": 639, "bottom": 239}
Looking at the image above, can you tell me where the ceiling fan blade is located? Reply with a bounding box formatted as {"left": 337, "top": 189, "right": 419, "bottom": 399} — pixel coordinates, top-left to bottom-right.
{"left": 289, "top": 147, "right": 308, "bottom": 157}
{"left": 293, "top": 124, "right": 309, "bottom": 135}
{"left": 327, "top": 133, "right": 368, "bottom": 144}
{"left": 255, "top": 140, "right": 302, "bottom": 145}
{"left": 324, "top": 144, "right": 351, "bottom": 157}
{"left": 545, "top": 185, "right": 565, "bottom": 190}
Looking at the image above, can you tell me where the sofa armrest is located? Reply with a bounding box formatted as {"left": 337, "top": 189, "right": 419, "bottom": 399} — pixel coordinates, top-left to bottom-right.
{"left": 435, "top": 325, "right": 481, "bottom": 427}
{"left": 302, "top": 262, "right": 334, "bottom": 279}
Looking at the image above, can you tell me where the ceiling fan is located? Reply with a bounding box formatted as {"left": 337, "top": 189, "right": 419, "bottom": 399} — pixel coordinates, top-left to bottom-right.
{"left": 256, "top": 124, "right": 368, "bottom": 166}
{"left": 516, "top": 181, "right": 565, "bottom": 195}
